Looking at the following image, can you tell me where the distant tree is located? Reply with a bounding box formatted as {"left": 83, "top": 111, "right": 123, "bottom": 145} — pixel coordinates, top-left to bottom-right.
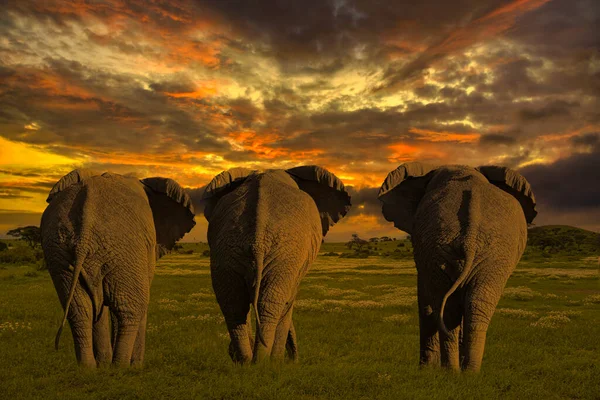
{"left": 346, "top": 234, "right": 368, "bottom": 252}
{"left": 369, "top": 237, "right": 379, "bottom": 243}
{"left": 0, "top": 241, "right": 7, "bottom": 252}
{"left": 6, "top": 226, "right": 41, "bottom": 250}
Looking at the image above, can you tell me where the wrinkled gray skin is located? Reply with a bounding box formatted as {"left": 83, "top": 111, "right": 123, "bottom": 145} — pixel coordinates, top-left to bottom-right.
{"left": 380, "top": 164, "right": 536, "bottom": 372}
{"left": 41, "top": 171, "right": 195, "bottom": 367}
{"left": 204, "top": 168, "right": 350, "bottom": 364}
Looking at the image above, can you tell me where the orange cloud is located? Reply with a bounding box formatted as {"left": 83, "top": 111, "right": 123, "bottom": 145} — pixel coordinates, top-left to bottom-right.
{"left": 539, "top": 125, "right": 600, "bottom": 142}
{"left": 228, "top": 131, "right": 288, "bottom": 159}
{"left": 387, "top": 142, "right": 448, "bottom": 164}
{"left": 164, "top": 39, "right": 222, "bottom": 68}
{"left": 164, "top": 80, "right": 222, "bottom": 99}
{"left": 410, "top": 128, "right": 480, "bottom": 143}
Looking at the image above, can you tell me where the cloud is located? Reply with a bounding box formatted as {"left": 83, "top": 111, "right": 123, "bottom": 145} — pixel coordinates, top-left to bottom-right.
{"left": 479, "top": 134, "right": 518, "bottom": 146}
{"left": 519, "top": 142, "right": 600, "bottom": 212}
{"left": 0, "top": 210, "right": 42, "bottom": 237}
{"left": 0, "top": 0, "right": 598, "bottom": 238}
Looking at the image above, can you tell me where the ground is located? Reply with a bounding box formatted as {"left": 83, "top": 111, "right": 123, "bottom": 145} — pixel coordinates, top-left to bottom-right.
{"left": 0, "top": 242, "right": 598, "bottom": 399}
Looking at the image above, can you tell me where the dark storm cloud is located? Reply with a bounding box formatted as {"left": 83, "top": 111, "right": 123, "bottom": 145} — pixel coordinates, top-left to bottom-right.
{"left": 506, "top": 0, "right": 600, "bottom": 60}
{"left": 185, "top": 185, "right": 208, "bottom": 216}
{"left": 518, "top": 100, "right": 577, "bottom": 122}
{"left": 149, "top": 80, "right": 198, "bottom": 95}
{"left": 520, "top": 144, "right": 600, "bottom": 211}
{"left": 199, "top": 0, "right": 521, "bottom": 70}
{"left": 571, "top": 133, "right": 599, "bottom": 147}
{"left": 479, "top": 134, "right": 518, "bottom": 146}
{"left": 346, "top": 186, "right": 381, "bottom": 217}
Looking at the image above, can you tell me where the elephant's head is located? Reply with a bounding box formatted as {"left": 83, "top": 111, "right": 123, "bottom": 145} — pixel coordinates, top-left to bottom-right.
{"left": 378, "top": 162, "right": 537, "bottom": 234}
{"left": 202, "top": 165, "right": 351, "bottom": 236}
{"left": 47, "top": 169, "right": 196, "bottom": 254}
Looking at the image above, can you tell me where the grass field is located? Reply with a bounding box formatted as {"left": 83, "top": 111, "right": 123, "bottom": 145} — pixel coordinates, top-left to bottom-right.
{"left": 0, "top": 243, "right": 598, "bottom": 399}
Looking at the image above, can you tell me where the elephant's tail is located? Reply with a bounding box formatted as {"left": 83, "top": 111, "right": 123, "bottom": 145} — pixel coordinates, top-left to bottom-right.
{"left": 438, "top": 188, "right": 480, "bottom": 336}
{"left": 55, "top": 253, "right": 86, "bottom": 350}
{"left": 252, "top": 257, "right": 266, "bottom": 347}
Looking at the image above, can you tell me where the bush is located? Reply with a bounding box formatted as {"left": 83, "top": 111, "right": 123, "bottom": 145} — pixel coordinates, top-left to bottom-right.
{"left": 0, "top": 242, "right": 8, "bottom": 252}
{"left": 339, "top": 252, "right": 369, "bottom": 259}
{"left": 202, "top": 250, "right": 211, "bottom": 257}
{"left": 178, "top": 249, "right": 194, "bottom": 254}
{"left": 322, "top": 252, "right": 339, "bottom": 256}
{"left": 339, "top": 249, "right": 377, "bottom": 259}
{"left": 0, "top": 245, "right": 38, "bottom": 264}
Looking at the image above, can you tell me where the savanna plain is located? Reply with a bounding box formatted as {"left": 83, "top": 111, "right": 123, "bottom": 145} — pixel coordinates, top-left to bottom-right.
{"left": 1, "top": 226, "right": 598, "bottom": 399}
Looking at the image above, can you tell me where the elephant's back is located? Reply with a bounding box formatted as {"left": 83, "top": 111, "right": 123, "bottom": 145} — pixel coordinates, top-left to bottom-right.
{"left": 41, "top": 176, "right": 155, "bottom": 261}
{"left": 414, "top": 179, "right": 527, "bottom": 265}
{"left": 208, "top": 175, "right": 322, "bottom": 271}
{"left": 210, "top": 177, "right": 321, "bottom": 240}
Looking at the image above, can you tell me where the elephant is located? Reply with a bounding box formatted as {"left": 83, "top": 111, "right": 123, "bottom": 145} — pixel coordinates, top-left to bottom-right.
{"left": 378, "top": 163, "right": 537, "bottom": 372}
{"left": 202, "top": 166, "right": 351, "bottom": 364}
{"left": 41, "top": 169, "right": 195, "bottom": 367}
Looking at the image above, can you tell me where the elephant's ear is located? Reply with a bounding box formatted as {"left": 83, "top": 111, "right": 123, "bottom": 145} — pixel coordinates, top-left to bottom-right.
{"left": 140, "top": 177, "right": 196, "bottom": 252}
{"left": 285, "top": 165, "right": 351, "bottom": 237}
{"left": 201, "top": 168, "right": 257, "bottom": 221}
{"left": 377, "top": 162, "right": 437, "bottom": 234}
{"left": 476, "top": 166, "right": 538, "bottom": 223}
{"left": 46, "top": 169, "right": 101, "bottom": 203}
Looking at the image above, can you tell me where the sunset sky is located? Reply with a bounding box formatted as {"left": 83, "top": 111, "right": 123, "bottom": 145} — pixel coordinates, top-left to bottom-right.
{"left": 1, "top": 0, "right": 598, "bottom": 241}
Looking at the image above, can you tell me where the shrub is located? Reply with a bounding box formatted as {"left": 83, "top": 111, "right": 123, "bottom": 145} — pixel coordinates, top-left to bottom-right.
{"left": 0, "top": 242, "right": 8, "bottom": 252}
{"left": 322, "top": 252, "right": 339, "bottom": 256}
{"left": 0, "top": 245, "right": 38, "bottom": 264}
{"left": 339, "top": 250, "right": 371, "bottom": 259}
{"left": 202, "top": 250, "right": 211, "bottom": 257}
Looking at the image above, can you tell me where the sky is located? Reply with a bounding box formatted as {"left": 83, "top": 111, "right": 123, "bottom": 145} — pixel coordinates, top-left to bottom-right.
{"left": 0, "top": 0, "right": 599, "bottom": 241}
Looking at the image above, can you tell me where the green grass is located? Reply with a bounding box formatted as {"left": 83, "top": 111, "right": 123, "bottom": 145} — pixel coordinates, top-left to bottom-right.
{"left": 0, "top": 247, "right": 598, "bottom": 399}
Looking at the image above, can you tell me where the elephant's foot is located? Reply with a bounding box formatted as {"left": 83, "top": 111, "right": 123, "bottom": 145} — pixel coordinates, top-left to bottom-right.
{"left": 76, "top": 348, "right": 97, "bottom": 368}
{"left": 78, "top": 358, "right": 97, "bottom": 368}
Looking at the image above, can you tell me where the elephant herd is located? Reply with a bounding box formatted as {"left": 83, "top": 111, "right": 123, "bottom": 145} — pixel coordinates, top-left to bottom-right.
{"left": 40, "top": 163, "right": 537, "bottom": 372}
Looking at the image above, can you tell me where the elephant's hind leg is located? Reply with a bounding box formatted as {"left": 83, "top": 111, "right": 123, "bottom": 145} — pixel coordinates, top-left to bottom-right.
{"left": 93, "top": 306, "right": 113, "bottom": 365}
{"left": 417, "top": 273, "right": 440, "bottom": 367}
{"left": 252, "top": 267, "right": 298, "bottom": 364}
{"left": 270, "top": 304, "right": 294, "bottom": 362}
{"left": 112, "top": 321, "right": 141, "bottom": 366}
{"left": 439, "top": 292, "right": 462, "bottom": 371}
{"left": 213, "top": 266, "right": 253, "bottom": 364}
{"left": 51, "top": 271, "right": 96, "bottom": 367}
{"left": 130, "top": 308, "right": 148, "bottom": 367}
{"left": 461, "top": 277, "right": 505, "bottom": 372}
{"left": 286, "top": 320, "right": 298, "bottom": 362}
{"left": 105, "top": 283, "right": 148, "bottom": 366}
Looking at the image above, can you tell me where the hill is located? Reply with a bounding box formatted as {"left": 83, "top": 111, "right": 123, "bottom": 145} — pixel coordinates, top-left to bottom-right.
{"left": 527, "top": 225, "right": 599, "bottom": 255}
